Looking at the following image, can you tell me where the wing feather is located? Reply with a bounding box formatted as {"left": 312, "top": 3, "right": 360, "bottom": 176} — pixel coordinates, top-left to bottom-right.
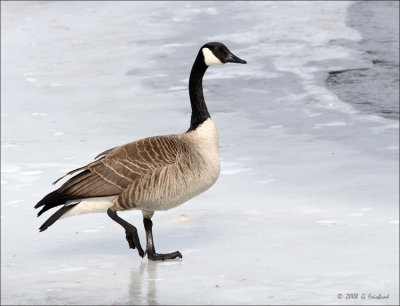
{"left": 54, "top": 135, "right": 185, "bottom": 201}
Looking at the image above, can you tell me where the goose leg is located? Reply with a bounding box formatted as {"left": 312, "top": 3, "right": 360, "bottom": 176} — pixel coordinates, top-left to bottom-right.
{"left": 107, "top": 208, "right": 144, "bottom": 258}
{"left": 143, "top": 218, "right": 182, "bottom": 261}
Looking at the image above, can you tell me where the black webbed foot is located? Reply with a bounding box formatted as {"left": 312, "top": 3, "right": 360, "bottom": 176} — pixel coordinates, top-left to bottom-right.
{"left": 143, "top": 217, "right": 182, "bottom": 261}
{"left": 146, "top": 250, "right": 182, "bottom": 261}
{"left": 125, "top": 228, "right": 145, "bottom": 258}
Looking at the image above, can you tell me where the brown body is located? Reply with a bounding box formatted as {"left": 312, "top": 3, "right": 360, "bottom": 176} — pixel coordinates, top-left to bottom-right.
{"left": 53, "top": 118, "right": 220, "bottom": 218}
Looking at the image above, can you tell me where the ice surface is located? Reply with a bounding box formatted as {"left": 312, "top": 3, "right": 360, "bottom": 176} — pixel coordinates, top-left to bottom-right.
{"left": 1, "top": 1, "right": 399, "bottom": 305}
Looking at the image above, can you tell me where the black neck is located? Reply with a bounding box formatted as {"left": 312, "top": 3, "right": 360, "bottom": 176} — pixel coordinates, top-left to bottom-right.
{"left": 187, "top": 51, "right": 210, "bottom": 132}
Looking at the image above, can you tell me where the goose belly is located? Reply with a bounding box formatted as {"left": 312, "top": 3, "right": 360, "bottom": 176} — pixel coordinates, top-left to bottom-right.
{"left": 135, "top": 156, "right": 220, "bottom": 211}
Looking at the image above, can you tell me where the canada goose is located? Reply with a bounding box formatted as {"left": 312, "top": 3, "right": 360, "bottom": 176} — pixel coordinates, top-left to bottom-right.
{"left": 35, "top": 42, "right": 246, "bottom": 261}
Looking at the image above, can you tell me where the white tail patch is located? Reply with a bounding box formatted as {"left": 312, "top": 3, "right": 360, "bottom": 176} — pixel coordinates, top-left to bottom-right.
{"left": 202, "top": 48, "right": 222, "bottom": 66}
{"left": 60, "top": 195, "right": 118, "bottom": 219}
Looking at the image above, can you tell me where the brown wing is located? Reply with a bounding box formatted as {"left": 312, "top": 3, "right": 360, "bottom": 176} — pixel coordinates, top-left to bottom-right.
{"left": 56, "top": 135, "right": 182, "bottom": 198}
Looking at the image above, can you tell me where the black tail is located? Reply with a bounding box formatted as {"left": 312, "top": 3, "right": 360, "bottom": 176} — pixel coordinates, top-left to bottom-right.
{"left": 35, "top": 190, "right": 78, "bottom": 217}
{"left": 39, "top": 204, "right": 78, "bottom": 232}
{"left": 35, "top": 190, "right": 80, "bottom": 231}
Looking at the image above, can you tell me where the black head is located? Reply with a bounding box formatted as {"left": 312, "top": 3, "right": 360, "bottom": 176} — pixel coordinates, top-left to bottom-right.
{"left": 201, "top": 42, "right": 247, "bottom": 66}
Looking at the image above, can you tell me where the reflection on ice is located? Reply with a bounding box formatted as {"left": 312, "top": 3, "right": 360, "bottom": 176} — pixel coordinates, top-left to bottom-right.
{"left": 129, "top": 262, "right": 159, "bottom": 305}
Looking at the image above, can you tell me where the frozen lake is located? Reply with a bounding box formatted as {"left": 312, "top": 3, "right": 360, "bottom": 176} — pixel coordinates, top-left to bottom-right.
{"left": 1, "top": 1, "right": 399, "bottom": 305}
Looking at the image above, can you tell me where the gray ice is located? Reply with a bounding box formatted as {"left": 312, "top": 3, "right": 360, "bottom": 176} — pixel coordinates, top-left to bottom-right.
{"left": 1, "top": 1, "right": 398, "bottom": 305}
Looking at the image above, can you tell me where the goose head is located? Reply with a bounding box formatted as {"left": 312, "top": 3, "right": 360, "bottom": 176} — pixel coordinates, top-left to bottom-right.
{"left": 201, "top": 42, "right": 247, "bottom": 66}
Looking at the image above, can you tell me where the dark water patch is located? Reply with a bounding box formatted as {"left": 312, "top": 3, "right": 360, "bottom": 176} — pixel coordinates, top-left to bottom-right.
{"left": 328, "top": 68, "right": 369, "bottom": 76}
{"left": 326, "top": 1, "right": 399, "bottom": 120}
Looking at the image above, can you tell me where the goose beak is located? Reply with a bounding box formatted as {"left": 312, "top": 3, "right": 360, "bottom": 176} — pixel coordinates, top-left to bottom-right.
{"left": 225, "top": 52, "right": 247, "bottom": 64}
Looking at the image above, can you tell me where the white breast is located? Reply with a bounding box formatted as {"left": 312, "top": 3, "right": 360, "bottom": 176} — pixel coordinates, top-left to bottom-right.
{"left": 189, "top": 118, "right": 220, "bottom": 174}
{"left": 178, "top": 118, "right": 221, "bottom": 199}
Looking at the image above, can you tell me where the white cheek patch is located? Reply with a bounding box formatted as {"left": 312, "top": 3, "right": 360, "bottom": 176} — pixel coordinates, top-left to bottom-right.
{"left": 202, "top": 48, "right": 223, "bottom": 66}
